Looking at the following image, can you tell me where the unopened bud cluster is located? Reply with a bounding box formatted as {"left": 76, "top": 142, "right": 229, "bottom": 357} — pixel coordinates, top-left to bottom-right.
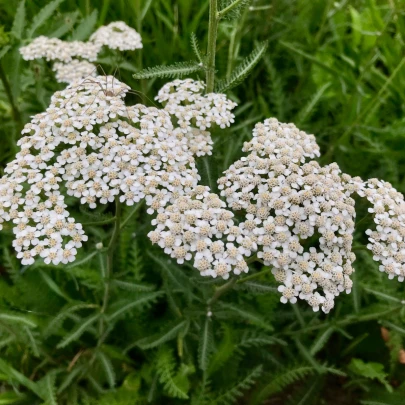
{"left": 20, "top": 21, "right": 142, "bottom": 83}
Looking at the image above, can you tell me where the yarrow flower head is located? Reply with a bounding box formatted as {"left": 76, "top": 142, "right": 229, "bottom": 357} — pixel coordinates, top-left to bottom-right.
{"left": 347, "top": 177, "right": 405, "bottom": 282}
{"left": 0, "top": 75, "right": 199, "bottom": 266}
{"left": 20, "top": 22, "right": 142, "bottom": 84}
{"left": 148, "top": 185, "right": 249, "bottom": 279}
{"left": 89, "top": 21, "right": 143, "bottom": 51}
{"left": 218, "top": 118, "right": 356, "bottom": 313}
{"left": 53, "top": 60, "right": 97, "bottom": 84}
{"left": 20, "top": 36, "right": 100, "bottom": 62}
{"left": 156, "top": 79, "right": 237, "bottom": 157}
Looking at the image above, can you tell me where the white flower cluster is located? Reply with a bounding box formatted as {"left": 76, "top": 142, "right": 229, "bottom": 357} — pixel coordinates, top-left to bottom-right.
{"left": 0, "top": 75, "right": 199, "bottom": 266}
{"left": 20, "top": 36, "right": 100, "bottom": 63}
{"left": 89, "top": 21, "right": 143, "bottom": 51}
{"left": 20, "top": 22, "right": 142, "bottom": 83}
{"left": 53, "top": 60, "right": 97, "bottom": 84}
{"left": 148, "top": 185, "right": 248, "bottom": 279}
{"left": 156, "top": 79, "right": 237, "bottom": 157}
{"left": 218, "top": 118, "right": 357, "bottom": 313}
{"left": 348, "top": 178, "right": 405, "bottom": 282}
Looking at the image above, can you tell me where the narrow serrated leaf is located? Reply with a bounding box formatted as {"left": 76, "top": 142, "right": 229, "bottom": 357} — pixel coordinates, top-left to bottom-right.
{"left": 40, "top": 270, "right": 72, "bottom": 301}
{"left": 133, "top": 61, "right": 203, "bottom": 79}
{"left": 0, "top": 313, "right": 37, "bottom": 328}
{"left": 11, "top": 0, "right": 25, "bottom": 40}
{"left": 221, "top": 303, "right": 273, "bottom": 331}
{"left": 107, "top": 292, "right": 163, "bottom": 321}
{"left": 310, "top": 327, "right": 334, "bottom": 356}
{"left": 112, "top": 279, "right": 154, "bottom": 292}
{"left": 57, "top": 313, "right": 100, "bottom": 348}
{"left": 198, "top": 318, "right": 213, "bottom": 371}
{"left": 97, "top": 352, "right": 116, "bottom": 388}
{"left": 70, "top": 9, "right": 98, "bottom": 41}
{"left": 0, "top": 359, "right": 41, "bottom": 397}
{"left": 191, "top": 33, "right": 204, "bottom": 65}
{"left": 215, "top": 42, "right": 267, "bottom": 93}
{"left": 27, "top": 0, "right": 65, "bottom": 38}
{"left": 137, "top": 320, "right": 189, "bottom": 349}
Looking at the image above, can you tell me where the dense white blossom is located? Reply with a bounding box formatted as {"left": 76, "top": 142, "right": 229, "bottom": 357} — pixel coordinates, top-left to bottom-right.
{"left": 345, "top": 177, "right": 405, "bottom": 282}
{"left": 148, "top": 185, "right": 248, "bottom": 279}
{"left": 20, "top": 36, "right": 100, "bottom": 62}
{"left": 218, "top": 118, "right": 356, "bottom": 313}
{"left": 156, "top": 79, "right": 237, "bottom": 157}
{"left": 53, "top": 60, "right": 97, "bottom": 84}
{"left": 90, "top": 21, "right": 143, "bottom": 51}
{"left": 0, "top": 75, "right": 199, "bottom": 266}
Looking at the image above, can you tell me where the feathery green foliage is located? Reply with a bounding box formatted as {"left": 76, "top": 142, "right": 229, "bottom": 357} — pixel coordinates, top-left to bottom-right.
{"left": 0, "top": 0, "right": 405, "bottom": 404}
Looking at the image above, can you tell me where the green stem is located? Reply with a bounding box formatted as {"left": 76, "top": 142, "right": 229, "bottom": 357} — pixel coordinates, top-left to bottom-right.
{"left": 206, "top": 0, "right": 219, "bottom": 93}
{"left": 207, "top": 277, "right": 237, "bottom": 309}
{"left": 82, "top": 217, "right": 116, "bottom": 226}
{"left": 120, "top": 201, "right": 143, "bottom": 230}
{"left": 237, "top": 268, "right": 272, "bottom": 284}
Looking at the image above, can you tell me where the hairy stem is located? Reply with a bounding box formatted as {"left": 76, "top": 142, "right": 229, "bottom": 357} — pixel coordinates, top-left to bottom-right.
{"left": 206, "top": 0, "right": 219, "bottom": 93}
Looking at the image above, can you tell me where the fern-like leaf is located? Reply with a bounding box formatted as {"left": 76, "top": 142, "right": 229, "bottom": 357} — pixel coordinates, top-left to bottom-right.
{"left": 215, "top": 42, "right": 268, "bottom": 93}
{"left": 97, "top": 351, "right": 116, "bottom": 389}
{"left": 133, "top": 61, "right": 204, "bottom": 79}
{"left": 213, "top": 365, "right": 263, "bottom": 405}
{"left": 156, "top": 348, "right": 189, "bottom": 399}
{"left": 198, "top": 318, "right": 214, "bottom": 371}
{"left": 191, "top": 33, "right": 205, "bottom": 65}
{"left": 137, "top": 320, "right": 189, "bottom": 350}
{"left": 218, "top": 0, "right": 251, "bottom": 20}
{"left": 107, "top": 291, "right": 164, "bottom": 321}
{"left": 38, "top": 371, "right": 58, "bottom": 405}
{"left": 57, "top": 313, "right": 100, "bottom": 348}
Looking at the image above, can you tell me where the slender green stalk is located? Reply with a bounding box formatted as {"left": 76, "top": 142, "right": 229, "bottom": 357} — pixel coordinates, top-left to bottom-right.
{"left": 237, "top": 268, "right": 272, "bottom": 284}
{"left": 120, "top": 201, "right": 143, "bottom": 230}
{"left": 206, "top": 0, "right": 219, "bottom": 93}
{"left": 207, "top": 277, "right": 237, "bottom": 309}
{"left": 82, "top": 217, "right": 116, "bottom": 226}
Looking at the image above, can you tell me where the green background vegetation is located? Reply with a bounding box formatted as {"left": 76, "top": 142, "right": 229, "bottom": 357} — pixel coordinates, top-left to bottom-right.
{"left": 0, "top": 0, "right": 405, "bottom": 403}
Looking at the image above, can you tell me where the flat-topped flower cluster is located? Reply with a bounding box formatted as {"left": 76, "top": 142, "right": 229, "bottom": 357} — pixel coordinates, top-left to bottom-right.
{"left": 156, "top": 79, "right": 237, "bottom": 157}
{"left": 2, "top": 73, "right": 405, "bottom": 313}
{"left": 218, "top": 119, "right": 355, "bottom": 313}
{"left": 20, "top": 21, "right": 142, "bottom": 83}
{"left": 0, "top": 76, "right": 200, "bottom": 266}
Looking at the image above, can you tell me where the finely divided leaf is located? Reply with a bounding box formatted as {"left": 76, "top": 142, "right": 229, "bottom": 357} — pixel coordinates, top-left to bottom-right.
{"left": 133, "top": 61, "right": 204, "bottom": 79}
{"left": 215, "top": 42, "right": 268, "bottom": 93}
{"left": 191, "top": 33, "right": 204, "bottom": 65}
{"left": 198, "top": 318, "right": 214, "bottom": 371}
{"left": 137, "top": 320, "right": 189, "bottom": 349}
{"left": 57, "top": 313, "right": 100, "bottom": 348}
